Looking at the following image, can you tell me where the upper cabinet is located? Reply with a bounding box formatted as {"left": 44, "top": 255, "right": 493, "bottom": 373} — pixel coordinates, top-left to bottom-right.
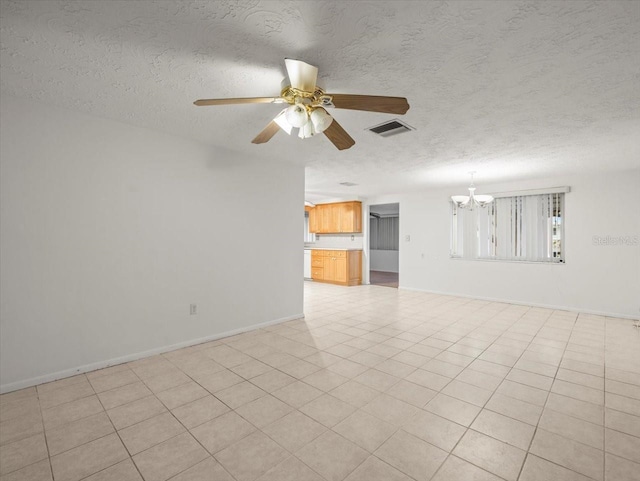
{"left": 308, "top": 201, "right": 362, "bottom": 234}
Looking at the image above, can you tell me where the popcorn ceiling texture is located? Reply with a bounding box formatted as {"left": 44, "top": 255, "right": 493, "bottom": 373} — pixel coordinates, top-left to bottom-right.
{"left": 1, "top": 0, "right": 638, "bottom": 196}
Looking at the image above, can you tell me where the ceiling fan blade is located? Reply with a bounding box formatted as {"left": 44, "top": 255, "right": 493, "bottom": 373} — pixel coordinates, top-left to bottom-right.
{"left": 194, "top": 97, "right": 283, "bottom": 106}
{"left": 284, "top": 58, "right": 318, "bottom": 92}
{"left": 251, "top": 120, "right": 280, "bottom": 144}
{"left": 328, "top": 94, "right": 410, "bottom": 115}
{"left": 323, "top": 119, "right": 355, "bottom": 151}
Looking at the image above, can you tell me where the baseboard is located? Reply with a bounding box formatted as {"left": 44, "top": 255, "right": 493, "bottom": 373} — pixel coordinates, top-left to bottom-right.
{"left": 398, "top": 286, "right": 638, "bottom": 320}
{"left": 0, "top": 313, "right": 304, "bottom": 394}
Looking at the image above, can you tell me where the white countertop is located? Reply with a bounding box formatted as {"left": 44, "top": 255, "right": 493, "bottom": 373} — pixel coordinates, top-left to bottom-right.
{"left": 304, "top": 247, "right": 363, "bottom": 251}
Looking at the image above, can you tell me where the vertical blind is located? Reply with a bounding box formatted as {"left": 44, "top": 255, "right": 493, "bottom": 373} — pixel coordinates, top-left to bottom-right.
{"left": 370, "top": 216, "right": 399, "bottom": 250}
{"left": 452, "top": 193, "right": 564, "bottom": 263}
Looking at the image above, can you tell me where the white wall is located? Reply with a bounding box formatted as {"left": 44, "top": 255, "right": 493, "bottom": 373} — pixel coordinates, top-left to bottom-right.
{"left": 366, "top": 171, "right": 640, "bottom": 318}
{"left": 0, "top": 96, "right": 304, "bottom": 392}
{"left": 370, "top": 250, "right": 399, "bottom": 273}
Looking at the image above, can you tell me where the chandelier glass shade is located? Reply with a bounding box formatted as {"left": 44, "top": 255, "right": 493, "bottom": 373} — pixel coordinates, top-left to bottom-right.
{"left": 451, "top": 172, "right": 494, "bottom": 209}
{"left": 275, "top": 103, "right": 334, "bottom": 140}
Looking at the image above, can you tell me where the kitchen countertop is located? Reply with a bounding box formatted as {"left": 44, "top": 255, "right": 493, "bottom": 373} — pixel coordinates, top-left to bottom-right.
{"left": 304, "top": 247, "right": 363, "bottom": 251}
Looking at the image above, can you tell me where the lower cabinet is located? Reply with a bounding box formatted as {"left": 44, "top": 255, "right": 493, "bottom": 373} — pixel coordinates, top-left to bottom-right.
{"left": 311, "top": 250, "right": 362, "bottom": 286}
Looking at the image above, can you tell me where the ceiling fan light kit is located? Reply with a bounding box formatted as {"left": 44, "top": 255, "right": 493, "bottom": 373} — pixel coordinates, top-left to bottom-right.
{"left": 194, "top": 58, "right": 410, "bottom": 150}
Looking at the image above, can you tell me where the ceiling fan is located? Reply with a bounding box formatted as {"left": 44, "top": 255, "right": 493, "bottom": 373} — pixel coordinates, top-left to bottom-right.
{"left": 193, "top": 59, "right": 410, "bottom": 151}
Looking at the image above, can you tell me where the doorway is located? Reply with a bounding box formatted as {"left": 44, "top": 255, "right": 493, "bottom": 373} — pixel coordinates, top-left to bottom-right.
{"left": 369, "top": 203, "right": 399, "bottom": 288}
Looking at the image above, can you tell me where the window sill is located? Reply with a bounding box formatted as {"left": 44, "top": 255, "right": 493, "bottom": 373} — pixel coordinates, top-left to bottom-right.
{"left": 449, "top": 256, "right": 565, "bottom": 265}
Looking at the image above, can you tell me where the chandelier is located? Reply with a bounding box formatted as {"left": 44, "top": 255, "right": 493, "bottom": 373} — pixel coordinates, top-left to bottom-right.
{"left": 451, "top": 172, "right": 494, "bottom": 209}
{"left": 272, "top": 86, "right": 334, "bottom": 139}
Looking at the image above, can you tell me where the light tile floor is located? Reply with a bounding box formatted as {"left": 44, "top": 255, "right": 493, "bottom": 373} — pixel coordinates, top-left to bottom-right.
{"left": 1, "top": 282, "right": 639, "bottom": 481}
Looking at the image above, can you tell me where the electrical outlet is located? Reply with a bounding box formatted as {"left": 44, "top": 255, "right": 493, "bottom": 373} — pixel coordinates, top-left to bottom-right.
{"left": 351, "top": 235, "right": 354, "bottom": 241}
{"left": 190, "top": 304, "right": 197, "bottom": 315}
{"left": 405, "top": 235, "right": 411, "bottom": 242}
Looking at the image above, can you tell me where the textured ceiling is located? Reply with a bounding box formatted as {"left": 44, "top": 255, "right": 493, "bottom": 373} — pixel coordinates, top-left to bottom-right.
{"left": 1, "top": 0, "right": 639, "bottom": 198}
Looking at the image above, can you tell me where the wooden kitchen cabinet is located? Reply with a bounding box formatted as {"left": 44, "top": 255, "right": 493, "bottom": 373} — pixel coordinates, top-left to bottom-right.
{"left": 311, "top": 250, "right": 361, "bottom": 286}
{"left": 308, "top": 201, "right": 362, "bottom": 234}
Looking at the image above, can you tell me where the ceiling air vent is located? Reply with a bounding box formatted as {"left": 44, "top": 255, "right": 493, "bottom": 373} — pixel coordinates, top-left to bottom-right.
{"left": 367, "top": 119, "right": 415, "bottom": 137}
{"left": 339, "top": 182, "right": 358, "bottom": 187}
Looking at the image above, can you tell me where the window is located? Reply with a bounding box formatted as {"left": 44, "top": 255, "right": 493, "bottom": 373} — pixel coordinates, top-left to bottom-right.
{"left": 370, "top": 216, "right": 399, "bottom": 250}
{"left": 451, "top": 192, "right": 565, "bottom": 263}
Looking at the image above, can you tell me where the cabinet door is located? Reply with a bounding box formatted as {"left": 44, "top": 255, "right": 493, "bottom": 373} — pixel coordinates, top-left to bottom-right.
{"left": 340, "top": 202, "right": 354, "bottom": 233}
{"left": 329, "top": 204, "right": 342, "bottom": 233}
{"left": 320, "top": 205, "right": 331, "bottom": 233}
{"left": 324, "top": 255, "right": 335, "bottom": 281}
{"left": 334, "top": 256, "right": 347, "bottom": 282}
{"left": 309, "top": 207, "right": 317, "bottom": 233}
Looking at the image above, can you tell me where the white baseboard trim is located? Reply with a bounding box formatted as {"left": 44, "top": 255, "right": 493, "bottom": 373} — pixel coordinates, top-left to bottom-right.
{"left": 398, "top": 286, "right": 638, "bottom": 320}
{"left": 0, "top": 313, "right": 304, "bottom": 394}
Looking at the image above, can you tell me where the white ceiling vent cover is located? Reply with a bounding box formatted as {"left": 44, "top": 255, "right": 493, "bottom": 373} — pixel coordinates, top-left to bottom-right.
{"left": 367, "top": 119, "right": 415, "bottom": 137}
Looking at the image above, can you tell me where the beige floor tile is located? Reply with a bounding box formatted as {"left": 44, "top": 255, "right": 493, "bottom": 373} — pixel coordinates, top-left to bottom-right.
{"left": 327, "top": 359, "right": 370, "bottom": 378}
{"left": 46, "top": 412, "right": 114, "bottom": 456}
{"left": 0, "top": 433, "right": 48, "bottom": 476}
{"left": 506, "top": 369, "right": 553, "bottom": 391}
{"left": 455, "top": 369, "right": 503, "bottom": 391}
{"left": 191, "top": 411, "right": 255, "bottom": 454}
{"left": 37, "top": 375, "right": 87, "bottom": 395}
{"left": 107, "top": 395, "right": 166, "bottom": 430}
{"left": 561, "top": 358, "right": 604, "bottom": 377}
{"left": 606, "top": 380, "right": 640, "bottom": 401}
{"left": 271, "top": 381, "right": 323, "bottom": 408}
{"left": 333, "top": 410, "right": 396, "bottom": 452}
{"left": 453, "top": 429, "right": 526, "bottom": 481}
{"left": 375, "top": 430, "right": 447, "bottom": 481}
{"left": 605, "top": 407, "right": 640, "bottom": 438}
{"left": 38, "top": 380, "right": 95, "bottom": 410}
{"left": 329, "top": 380, "right": 379, "bottom": 408}
{"left": 256, "top": 455, "right": 324, "bottom": 481}
{"left": 530, "top": 429, "right": 604, "bottom": 480}
{"left": 468, "top": 359, "right": 511, "bottom": 378}
{"left": 83, "top": 459, "right": 142, "bottom": 481}
{"left": 374, "top": 359, "right": 416, "bottom": 378}
{"left": 97, "top": 382, "right": 152, "bottom": 410}
{"left": 431, "top": 455, "right": 503, "bottom": 481}
{"left": 496, "top": 380, "right": 549, "bottom": 407}
{"left": 0, "top": 397, "right": 40, "bottom": 424}
{"left": 133, "top": 432, "right": 208, "bottom": 481}
{"left": 441, "top": 380, "right": 493, "bottom": 407}
{"left": 605, "top": 428, "right": 640, "bottom": 463}
{"left": 155, "top": 382, "right": 208, "bottom": 410}
{"left": 196, "top": 370, "right": 244, "bottom": 394}
{"left": 471, "top": 409, "right": 535, "bottom": 450}
{"left": 88, "top": 369, "right": 139, "bottom": 394}
{"left": 299, "top": 393, "right": 356, "bottom": 427}
{"left": 302, "top": 369, "right": 349, "bottom": 392}
{"left": 50, "top": 433, "right": 128, "bottom": 481}
{"left": 235, "top": 395, "right": 293, "bottom": 429}
{"left": 519, "top": 454, "right": 593, "bottom": 481}
{"left": 354, "top": 369, "right": 400, "bottom": 391}
{"left": 230, "top": 360, "right": 273, "bottom": 380}
{"left": 170, "top": 457, "right": 235, "bottom": 481}
{"left": 606, "top": 392, "right": 640, "bottom": 417}
{"left": 344, "top": 455, "right": 412, "bottom": 481}
{"left": 552, "top": 379, "right": 604, "bottom": 405}
{"left": 422, "top": 359, "right": 464, "bottom": 378}
{"left": 606, "top": 367, "right": 640, "bottom": 387}
{"left": 402, "top": 409, "right": 465, "bottom": 452}
{"left": 539, "top": 408, "right": 604, "bottom": 449}
{"left": 405, "top": 369, "right": 451, "bottom": 391}
{"left": 392, "top": 351, "right": 430, "bottom": 368}
{"left": 0, "top": 388, "right": 37, "bottom": 405}
{"left": 425, "top": 393, "right": 481, "bottom": 427}
{"left": 262, "top": 411, "right": 326, "bottom": 452}
{"left": 214, "top": 382, "right": 266, "bottom": 409}
{"left": 215, "top": 431, "right": 288, "bottom": 481}
{"left": 277, "top": 360, "right": 321, "bottom": 379}
{"left": 557, "top": 368, "right": 604, "bottom": 390}
{"left": 546, "top": 392, "right": 604, "bottom": 425}
{"left": 605, "top": 453, "right": 640, "bottom": 481}
{"left": 171, "top": 395, "right": 229, "bottom": 429}
{"left": 120, "top": 411, "right": 184, "bottom": 454}
{"left": 362, "top": 393, "right": 418, "bottom": 426}
{"left": 513, "top": 358, "right": 558, "bottom": 378}
{"left": 0, "top": 414, "right": 43, "bottom": 447}
{"left": 0, "top": 458, "right": 52, "bottom": 481}
{"left": 250, "top": 370, "right": 296, "bottom": 393}
{"left": 385, "top": 379, "right": 437, "bottom": 407}
{"left": 42, "top": 396, "right": 104, "bottom": 430}
{"left": 85, "top": 364, "right": 131, "bottom": 381}
{"left": 296, "top": 431, "right": 368, "bottom": 481}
